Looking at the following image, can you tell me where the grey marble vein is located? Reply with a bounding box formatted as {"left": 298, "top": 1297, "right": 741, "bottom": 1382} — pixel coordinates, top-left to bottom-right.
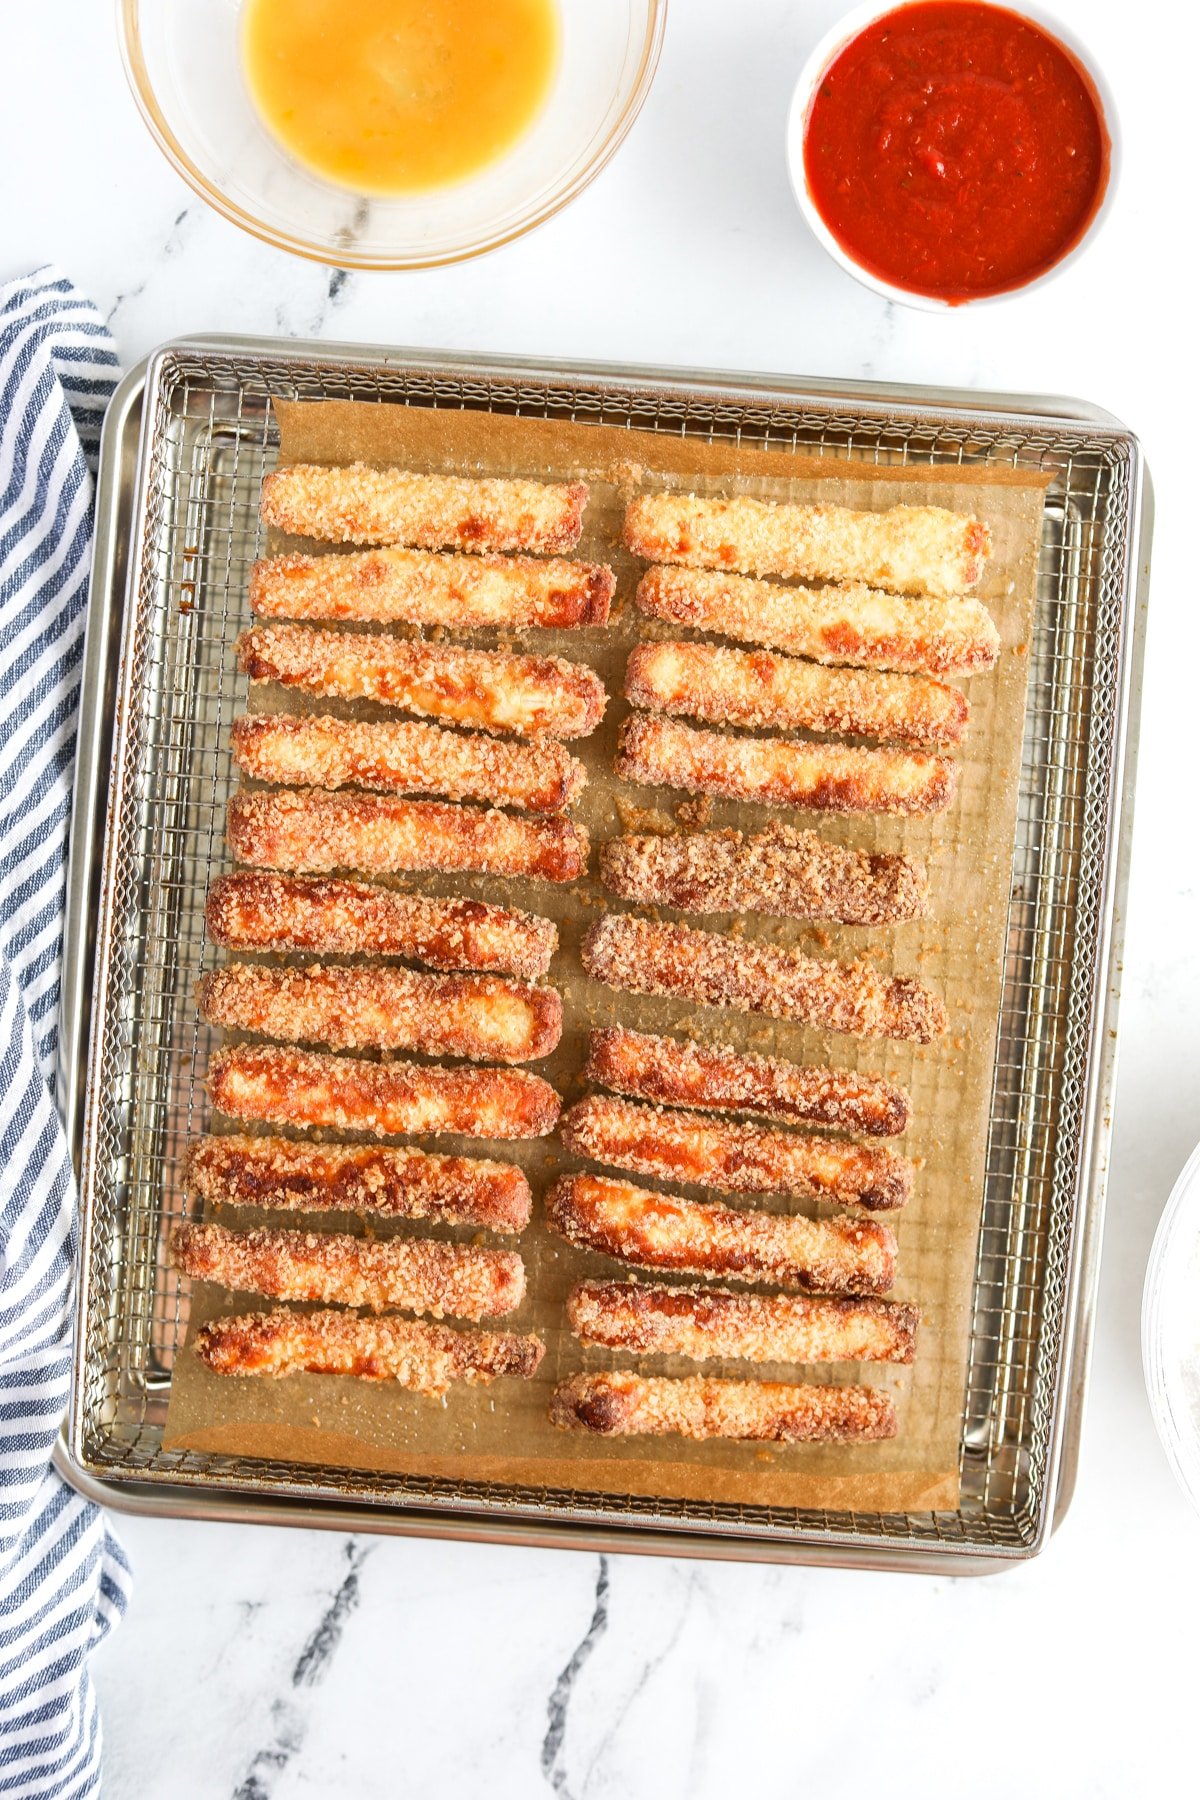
{"left": 541, "top": 1555, "right": 610, "bottom": 1797}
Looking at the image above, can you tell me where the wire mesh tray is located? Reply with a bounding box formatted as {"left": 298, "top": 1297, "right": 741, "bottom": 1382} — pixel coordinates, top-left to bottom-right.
{"left": 59, "top": 336, "right": 1149, "bottom": 1570}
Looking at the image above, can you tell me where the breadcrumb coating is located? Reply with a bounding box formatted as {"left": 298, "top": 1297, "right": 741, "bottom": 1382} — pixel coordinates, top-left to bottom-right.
{"left": 616, "top": 713, "right": 957, "bottom": 816}
{"left": 545, "top": 1173, "right": 896, "bottom": 1293}
{"left": 261, "top": 462, "right": 587, "bottom": 554}
{"left": 549, "top": 1371, "right": 896, "bottom": 1442}
{"left": 625, "top": 639, "right": 968, "bottom": 746}
{"left": 197, "top": 962, "right": 562, "bottom": 1063}
{"left": 172, "top": 1221, "right": 524, "bottom": 1320}
{"left": 227, "top": 788, "right": 589, "bottom": 884}
{"left": 637, "top": 565, "right": 1000, "bottom": 676}
{"left": 231, "top": 715, "right": 586, "bottom": 813}
{"left": 206, "top": 873, "right": 557, "bottom": 978}
{"left": 207, "top": 1044, "right": 561, "bottom": 1140}
{"left": 599, "top": 823, "right": 928, "bottom": 926}
{"left": 237, "top": 624, "right": 607, "bottom": 740}
{"left": 585, "top": 1028, "right": 910, "bottom": 1137}
{"left": 196, "top": 1307, "right": 545, "bottom": 1394}
{"left": 581, "top": 914, "right": 947, "bottom": 1044}
{"left": 249, "top": 549, "right": 613, "bottom": 629}
{"left": 624, "top": 492, "right": 989, "bottom": 597}
{"left": 567, "top": 1280, "right": 919, "bottom": 1364}
{"left": 186, "top": 1133, "right": 531, "bottom": 1231}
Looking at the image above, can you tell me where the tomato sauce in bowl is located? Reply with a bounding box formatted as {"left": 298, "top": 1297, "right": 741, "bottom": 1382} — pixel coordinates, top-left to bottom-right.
{"left": 800, "top": 1, "right": 1112, "bottom": 303}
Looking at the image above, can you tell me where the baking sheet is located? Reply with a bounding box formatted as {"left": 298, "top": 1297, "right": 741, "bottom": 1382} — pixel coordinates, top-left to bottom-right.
{"left": 163, "top": 397, "right": 1047, "bottom": 1513}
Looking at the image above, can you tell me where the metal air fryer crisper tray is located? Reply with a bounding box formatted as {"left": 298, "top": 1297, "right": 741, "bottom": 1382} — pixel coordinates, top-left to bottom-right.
{"left": 57, "top": 335, "right": 1150, "bottom": 1571}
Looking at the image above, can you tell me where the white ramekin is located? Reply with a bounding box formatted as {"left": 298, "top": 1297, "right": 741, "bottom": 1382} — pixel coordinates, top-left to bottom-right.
{"left": 785, "top": 0, "right": 1121, "bottom": 311}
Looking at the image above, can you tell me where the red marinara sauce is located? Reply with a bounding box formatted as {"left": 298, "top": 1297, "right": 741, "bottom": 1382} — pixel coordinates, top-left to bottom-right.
{"left": 803, "top": 1, "right": 1111, "bottom": 302}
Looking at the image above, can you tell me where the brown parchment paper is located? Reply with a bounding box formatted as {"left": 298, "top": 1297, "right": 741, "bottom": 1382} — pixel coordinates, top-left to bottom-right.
{"left": 163, "top": 395, "right": 1048, "bottom": 1515}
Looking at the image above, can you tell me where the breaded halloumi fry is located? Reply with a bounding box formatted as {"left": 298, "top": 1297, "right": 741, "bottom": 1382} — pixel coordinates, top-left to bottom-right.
{"left": 625, "top": 639, "right": 968, "bottom": 746}
{"left": 171, "top": 1222, "right": 525, "bottom": 1320}
{"left": 196, "top": 963, "right": 562, "bottom": 1063}
{"left": 550, "top": 1372, "right": 896, "bottom": 1443}
{"left": 567, "top": 1280, "right": 919, "bottom": 1364}
{"left": 230, "top": 714, "right": 586, "bottom": 813}
{"left": 616, "top": 714, "right": 957, "bottom": 816}
{"left": 581, "top": 914, "right": 947, "bottom": 1043}
{"left": 237, "top": 625, "right": 606, "bottom": 740}
{"left": 585, "top": 1028, "right": 910, "bottom": 1137}
{"left": 561, "top": 1096, "right": 913, "bottom": 1210}
{"left": 261, "top": 463, "right": 587, "bottom": 554}
{"left": 227, "top": 789, "right": 588, "bottom": 883}
{"left": 637, "top": 565, "right": 999, "bottom": 676}
{"left": 249, "top": 549, "right": 613, "bottom": 628}
{"left": 206, "top": 1045, "right": 561, "bottom": 1140}
{"left": 205, "top": 873, "right": 557, "bottom": 979}
{"left": 186, "top": 1133, "right": 532, "bottom": 1232}
{"left": 599, "top": 823, "right": 927, "bottom": 926}
{"left": 196, "top": 1308, "right": 544, "bottom": 1394}
{"left": 624, "top": 492, "right": 989, "bottom": 597}
{"left": 545, "top": 1173, "right": 896, "bottom": 1293}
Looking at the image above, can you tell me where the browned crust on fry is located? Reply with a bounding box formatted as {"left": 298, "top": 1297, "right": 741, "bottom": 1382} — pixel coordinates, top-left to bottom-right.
{"left": 546, "top": 1173, "right": 896, "bottom": 1293}
{"left": 236, "top": 625, "right": 607, "bottom": 740}
{"left": 599, "top": 823, "right": 928, "bottom": 927}
{"left": 171, "top": 1221, "right": 524, "bottom": 1320}
{"left": 585, "top": 1028, "right": 910, "bottom": 1137}
{"left": 567, "top": 1280, "right": 918, "bottom": 1364}
{"left": 206, "top": 1045, "right": 561, "bottom": 1140}
{"left": 186, "top": 1133, "right": 531, "bottom": 1231}
{"left": 249, "top": 549, "right": 613, "bottom": 629}
{"left": 197, "top": 962, "right": 562, "bottom": 1063}
{"left": 261, "top": 463, "right": 587, "bottom": 555}
{"left": 230, "top": 715, "right": 586, "bottom": 813}
{"left": 560, "top": 1097, "right": 913, "bottom": 1210}
{"left": 624, "top": 493, "right": 989, "bottom": 597}
{"left": 581, "top": 915, "right": 947, "bottom": 1044}
{"left": 616, "top": 713, "right": 957, "bottom": 816}
{"left": 205, "top": 873, "right": 557, "bottom": 979}
{"left": 625, "top": 640, "right": 969, "bottom": 746}
{"left": 227, "top": 789, "right": 588, "bottom": 884}
{"left": 549, "top": 1371, "right": 896, "bottom": 1442}
{"left": 195, "top": 1307, "right": 544, "bottom": 1394}
{"left": 637, "top": 565, "right": 1000, "bottom": 677}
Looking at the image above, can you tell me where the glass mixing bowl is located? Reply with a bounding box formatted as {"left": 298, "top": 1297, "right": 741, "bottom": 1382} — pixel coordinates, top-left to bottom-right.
{"left": 118, "top": 0, "right": 668, "bottom": 269}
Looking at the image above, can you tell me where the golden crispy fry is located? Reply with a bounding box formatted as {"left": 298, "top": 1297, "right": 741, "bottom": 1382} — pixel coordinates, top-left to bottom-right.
{"left": 261, "top": 462, "right": 587, "bottom": 554}
{"left": 599, "top": 823, "right": 928, "bottom": 926}
{"left": 237, "top": 625, "right": 607, "bottom": 740}
{"left": 581, "top": 914, "right": 947, "bottom": 1044}
{"left": 624, "top": 492, "right": 989, "bottom": 597}
{"left": 561, "top": 1096, "right": 913, "bottom": 1210}
{"left": 616, "top": 714, "right": 957, "bottom": 816}
{"left": 637, "top": 565, "right": 1000, "bottom": 677}
{"left": 231, "top": 715, "right": 586, "bottom": 814}
{"left": 197, "top": 963, "right": 562, "bottom": 1063}
{"left": 625, "top": 639, "right": 968, "bottom": 746}
{"left": 545, "top": 1173, "right": 896, "bottom": 1293}
{"left": 196, "top": 1307, "right": 545, "bottom": 1394}
{"left": 207, "top": 1045, "right": 561, "bottom": 1140}
{"left": 585, "top": 1028, "right": 910, "bottom": 1137}
{"left": 568, "top": 1280, "right": 919, "bottom": 1364}
{"left": 249, "top": 549, "right": 613, "bottom": 629}
{"left": 550, "top": 1371, "right": 896, "bottom": 1442}
{"left": 227, "top": 789, "right": 588, "bottom": 884}
{"left": 186, "top": 1133, "right": 532, "bottom": 1232}
{"left": 171, "top": 1221, "right": 524, "bottom": 1320}
{"left": 206, "top": 873, "right": 557, "bottom": 979}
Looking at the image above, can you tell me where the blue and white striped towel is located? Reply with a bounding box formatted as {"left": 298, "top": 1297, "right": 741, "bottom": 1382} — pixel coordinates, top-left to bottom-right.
{"left": 0, "top": 269, "right": 131, "bottom": 1797}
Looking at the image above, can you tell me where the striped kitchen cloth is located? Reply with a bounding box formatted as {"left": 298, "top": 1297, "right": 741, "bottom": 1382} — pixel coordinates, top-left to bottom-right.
{"left": 0, "top": 269, "right": 131, "bottom": 1795}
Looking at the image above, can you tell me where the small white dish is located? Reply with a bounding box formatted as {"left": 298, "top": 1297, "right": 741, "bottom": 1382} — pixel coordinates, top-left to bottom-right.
{"left": 1143, "top": 1142, "right": 1200, "bottom": 1518}
{"left": 785, "top": 0, "right": 1121, "bottom": 311}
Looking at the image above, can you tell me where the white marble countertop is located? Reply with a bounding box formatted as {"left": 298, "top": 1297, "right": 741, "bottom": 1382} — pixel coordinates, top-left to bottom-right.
{"left": 7, "top": 1, "right": 1198, "bottom": 1793}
